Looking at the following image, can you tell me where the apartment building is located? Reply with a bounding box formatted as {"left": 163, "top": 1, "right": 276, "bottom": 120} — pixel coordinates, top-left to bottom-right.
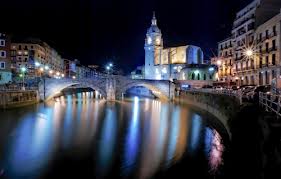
{"left": 0, "top": 33, "right": 12, "bottom": 84}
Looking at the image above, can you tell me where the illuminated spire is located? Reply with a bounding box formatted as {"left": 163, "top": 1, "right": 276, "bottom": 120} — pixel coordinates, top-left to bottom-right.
{"left": 152, "top": 11, "right": 157, "bottom": 26}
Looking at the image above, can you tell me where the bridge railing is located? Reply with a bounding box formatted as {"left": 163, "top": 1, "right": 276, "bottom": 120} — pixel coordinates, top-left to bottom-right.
{"left": 259, "top": 92, "right": 281, "bottom": 118}
{"left": 187, "top": 88, "right": 243, "bottom": 105}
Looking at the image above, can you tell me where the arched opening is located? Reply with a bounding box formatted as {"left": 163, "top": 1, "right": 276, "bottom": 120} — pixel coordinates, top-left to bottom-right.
{"left": 191, "top": 73, "right": 195, "bottom": 80}
{"left": 197, "top": 73, "right": 200, "bottom": 80}
{"left": 42, "top": 81, "right": 106, "bottom": 101}
{"left": 120, "top": 83, "right": 169, "bottom": 101}
{"left": 203, "top": 74, "right": 206, "bottom": 80}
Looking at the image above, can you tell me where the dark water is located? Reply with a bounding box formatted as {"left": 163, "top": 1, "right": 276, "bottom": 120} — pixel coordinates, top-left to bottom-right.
{"left": 0, "top": 92, "right": 229, "bottom": 179}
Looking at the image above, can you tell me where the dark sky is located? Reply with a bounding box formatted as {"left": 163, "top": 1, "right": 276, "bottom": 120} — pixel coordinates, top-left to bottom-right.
{"left": 1, "top": 0, "right": 252, "bottom": 73}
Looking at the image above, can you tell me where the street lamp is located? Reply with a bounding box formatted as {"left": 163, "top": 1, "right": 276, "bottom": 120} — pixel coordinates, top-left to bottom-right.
{"left": 20, "top": 67, "right": 27, "bottom": 90}
{"left": 44, "top": 65, "right": 49, "bottom": 70}
{"left": 35, "top": 61, "right": 40, "bottom": 67}
{"left": 245, "top": 49, "right": 254, "bottom": 57}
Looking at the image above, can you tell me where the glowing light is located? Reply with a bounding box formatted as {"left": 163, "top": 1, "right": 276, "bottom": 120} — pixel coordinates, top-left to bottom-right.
{"left": 56, "top": 72, "right": 60, "bottom": 76}
{"left": 109, "top": 63, "right": 113, "bottom": 67}
{"left": 209, "top": 67, "right": 215, "bottom": 72}
{"left": 61, "top": 74, "right": 65, "bottom": 77}
{"left": 156, "top": 37, "right": 161, "bottom": 45}
{"left": 245, "top": 49, "right": 253, "bottom": 57}
{"left": 44, "top": 65, "right": 49, "bottom": 70}
{"left": 19, "top": 74, "right": 23, "bottom": 77}
{"left": 161, "top": 67, "right": 167, "bottom": 74}
{"left": 72, "top": 76, "right": 76, "bottom": 79}
{"left": 40, "top": 67, "right": 44, "bottom": 72}
{"left": 49, "top": 70, "right": 53, "bottom": 74}
{"left": 217, "top": 60, "right": 222, "bottom": 66}
{"left": 147, "top": 36, "right": 152, "bottom": 44}
{"left": 106, "top": 66, "right": 110, "bottom": 70}
{"left": 35, "top": 62, "right": 40, "bottom": 67}
{"left": 194, "top": 70, "right": 199, "bottom": 74}
{"left": 21, "top": 67, "right": 27, "bottom": 72}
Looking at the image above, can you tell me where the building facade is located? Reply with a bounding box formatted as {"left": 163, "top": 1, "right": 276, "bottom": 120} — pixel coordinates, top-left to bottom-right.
{"left": 214, "top": 0, "right": 281, "bottom": 86}
{"left": 0, "top": 33, "right": 12, "bottom": 84}
{"left": 11, "top": 39, "right": 64, "bottom": 79}
{"left": 144, "top": 13, "right": 204, "bottom": 80}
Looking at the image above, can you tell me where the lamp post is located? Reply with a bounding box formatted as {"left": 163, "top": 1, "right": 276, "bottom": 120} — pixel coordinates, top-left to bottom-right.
{"left": 20, "top": 67, "right": 27, "bottom": 90}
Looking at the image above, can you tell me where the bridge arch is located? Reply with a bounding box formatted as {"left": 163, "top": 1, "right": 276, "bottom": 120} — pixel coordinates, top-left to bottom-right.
{"left": 39, "top": 79, "right": 107, "bottom": 101}
{"left": 116, "top": 81, "right": 173, "bottom": 100}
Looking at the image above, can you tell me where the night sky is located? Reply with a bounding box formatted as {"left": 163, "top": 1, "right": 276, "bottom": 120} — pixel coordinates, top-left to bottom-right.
{"left": 1, "top": 0, "right": 253, "bottom": 73}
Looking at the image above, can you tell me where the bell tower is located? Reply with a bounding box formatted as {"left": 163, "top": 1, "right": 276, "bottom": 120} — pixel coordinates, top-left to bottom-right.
{"left": 144, "top": 12, "right": 163, "bottom": 80}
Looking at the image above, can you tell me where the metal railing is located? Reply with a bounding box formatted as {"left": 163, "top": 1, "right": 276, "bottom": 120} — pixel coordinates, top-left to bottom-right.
{"left": 259, "top": 92, "right": 281, "bottom": 117}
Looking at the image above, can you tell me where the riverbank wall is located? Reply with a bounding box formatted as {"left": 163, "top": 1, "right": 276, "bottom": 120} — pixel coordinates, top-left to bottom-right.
{"left": 175, "top": 91, "right": 242, "bottom": 137}
{"left": 0, "top": 90, "right": 39, "bottom": 109}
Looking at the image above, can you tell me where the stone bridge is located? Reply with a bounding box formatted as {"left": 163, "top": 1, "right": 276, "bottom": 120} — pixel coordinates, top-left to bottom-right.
{"left": 38, "top": 76, "right": 175, "bottom": 101}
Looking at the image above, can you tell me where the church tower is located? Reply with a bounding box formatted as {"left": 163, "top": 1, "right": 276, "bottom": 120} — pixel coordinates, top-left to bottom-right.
{"left": 144, "top": 12, "right": 163, "bottom": 80}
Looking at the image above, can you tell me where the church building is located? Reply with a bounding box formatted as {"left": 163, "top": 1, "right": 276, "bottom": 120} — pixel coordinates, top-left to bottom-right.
{"left": 144, "top": 13, "right": 205, "bottom": 80}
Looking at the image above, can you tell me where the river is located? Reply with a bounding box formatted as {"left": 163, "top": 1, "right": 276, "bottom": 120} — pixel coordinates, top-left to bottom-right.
{"left": 0, "top": 92, "right": 229, "bottom": 179}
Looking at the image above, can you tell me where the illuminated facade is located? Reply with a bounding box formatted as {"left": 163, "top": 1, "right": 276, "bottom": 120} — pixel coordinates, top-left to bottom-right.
{"left": 11, "top": 39, "right": 65, "bottom": 79}
{"left": 215, "top": 0, "right": 281, "bottom": 86}
{"left": 0, "top": 33, "right": 12, "bottom": 84}
{"left": 144, "top": 13, "right": 204, "bottom": 80}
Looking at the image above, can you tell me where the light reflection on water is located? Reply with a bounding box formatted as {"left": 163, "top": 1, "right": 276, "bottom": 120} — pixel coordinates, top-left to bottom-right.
{"left": 0, "top": 92, "right": 226, "bottom": 178}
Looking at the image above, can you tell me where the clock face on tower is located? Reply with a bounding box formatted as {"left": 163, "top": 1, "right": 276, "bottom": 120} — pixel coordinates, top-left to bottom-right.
{"left": 147, "top": 36, "right": 152, "bottom": 45}
{"left": 156, "top": 37, "right": 161, "bottom": 45}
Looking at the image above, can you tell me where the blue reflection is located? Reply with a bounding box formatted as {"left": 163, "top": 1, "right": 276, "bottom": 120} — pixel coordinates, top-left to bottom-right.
{"left": 123, "top": 97, "right": 140, "bottom": 174}
{"left": 97, "top": 106, "right": 117, "bottom": 176}
{"left": 189, "top": 114, "right": 202, "bottom": 152}
{"left": 62, "top": 95, "right": 73, "bottom": 148}
{"left": 166, "top": 106, "right": 180, "bottom": 165}
{"left": 6, "top": 106, "right": 54, "bottom": 177}
{"left": 204, "top": 127, "right": 213, "bottom": 156}
{"left": 158, "top": 104, "right": 168, "bottom": 160}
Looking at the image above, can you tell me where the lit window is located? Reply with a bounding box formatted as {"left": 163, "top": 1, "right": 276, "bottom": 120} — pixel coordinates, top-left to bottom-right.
{"left": 147, "top": 36, "right": 152, "bottom": 45}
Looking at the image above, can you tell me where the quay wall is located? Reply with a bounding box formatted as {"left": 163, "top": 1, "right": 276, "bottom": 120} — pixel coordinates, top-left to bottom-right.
{"left": 176, "top": 91, "right": 242, "bottom": 137}
{"left": 0, "top": 90, "right": 39, "bottom": 109}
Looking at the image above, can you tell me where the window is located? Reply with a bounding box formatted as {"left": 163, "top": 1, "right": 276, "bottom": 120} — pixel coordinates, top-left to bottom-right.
{"left": 266, "top": 56, "right": 269, "bottom": 66}
{"left": 0, "top": 51, "right": 6, "bottom": 58}
{"left": 0, "top": 40, "right": 5, "bottom": 47}
{"left": 273, "top": 26, "right": 276, "bottom": 35}
{"left": 266, "top": 43, "right": 269, "bottom": 52}
{"left": 272, "top": 40, "right": 276, "bottom": 50}
{"left": 197, "top": 74, "right": 200, "bottom": 80}
{"left": 0, "top": 62, "right": 5, "bottom": 69}
{"left": 19, "top": 45, "right": 22, "bottom": 50}
{"left": 204, "top": 74, "right": 206, "bottom": 80}
{"left": 191, "top": 73, "right": 195, "bottom": 80}
{"left": 272, "top": 70, "right": 276, "bottom": 79}
{"left": 259, "top": 33, "right": 262, "bottom": 40}
{"left": 266, "top": 30, "right": 269, "bottom": 38}
{"left": 272, "top": 54, "right": 276, "bottom": 65}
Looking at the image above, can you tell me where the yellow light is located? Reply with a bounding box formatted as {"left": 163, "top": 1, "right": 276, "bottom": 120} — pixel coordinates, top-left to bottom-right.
{"left": 245, "top": 49, "right": 253, "bottom": 57}
{"left": 61, "top": 74, "right": 65, "bottom": 77}
{"left": 217, "top": 60, "right": 222, "bottom": 66}
{"left": 49, "top": 70, "right": 53, "bottom": 74}
{"left": 40, "top": 67, "right": 44, "bottom": 72}
{"left": 56, "top": 72, "right": 60, "bottom": 76}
